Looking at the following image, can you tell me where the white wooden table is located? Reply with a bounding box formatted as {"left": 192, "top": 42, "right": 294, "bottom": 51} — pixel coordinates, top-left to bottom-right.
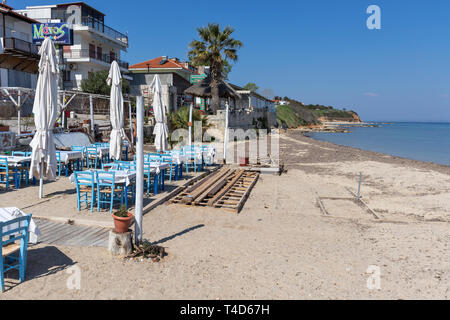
{"left": 0, "top": 207, "right": 41, "bottom": 244}
{"left": 58, "top": 151, "right": 83, "bottom": 164}
{"left": 2, "top": 156, "right": 31, "bottom": 167}
{"left": 69, "top": 170, "right": 136, "bottom": 186}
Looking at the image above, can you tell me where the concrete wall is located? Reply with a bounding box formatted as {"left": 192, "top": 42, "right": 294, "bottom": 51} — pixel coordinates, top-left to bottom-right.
{"left": 130, "top": 73, "right": 181, "bottom": 113}
{"left": 208, "top": 108, "right": 277, "bottom": 132}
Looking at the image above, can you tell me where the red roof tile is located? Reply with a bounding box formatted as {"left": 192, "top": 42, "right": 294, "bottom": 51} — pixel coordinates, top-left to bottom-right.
{"left": 130, "top": 56, "right": 198, "bottom": 74}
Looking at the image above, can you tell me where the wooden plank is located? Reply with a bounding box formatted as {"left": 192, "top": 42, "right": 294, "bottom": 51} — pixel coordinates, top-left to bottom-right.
{"left": 184, "top": 167, "right": 227, "bottom": 194}
{"left": 234, "top": 173, "right": 259, "bottom": 213}
{"left": 182, "top": 168, "right": 233, "bottom": 204}
{"left": 194, "top": 170, "right": 237, "bottom": 205}
{"left": 207, "top": 170, "right": 245, "bottom": 207}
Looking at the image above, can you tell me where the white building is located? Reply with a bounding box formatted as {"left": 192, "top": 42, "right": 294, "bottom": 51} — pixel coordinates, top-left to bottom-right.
{"left": 0, "top": 3, "right": 39, "bottom": 88}
{"left": 16, "top": 2, "right": 130, "bottom": 90}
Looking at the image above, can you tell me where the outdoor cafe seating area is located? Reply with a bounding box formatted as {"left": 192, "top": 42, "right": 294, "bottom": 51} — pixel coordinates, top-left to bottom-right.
{"left": 1, "top": 143, "right": 216, "bottom": 215}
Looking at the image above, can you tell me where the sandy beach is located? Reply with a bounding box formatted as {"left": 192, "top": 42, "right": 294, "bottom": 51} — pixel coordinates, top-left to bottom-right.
{"left": 1, "top": 131, "right": 450, "bottom": 300}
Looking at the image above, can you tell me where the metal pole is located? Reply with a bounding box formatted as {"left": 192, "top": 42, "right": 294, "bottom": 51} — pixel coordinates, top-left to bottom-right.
{"left": 17, "top": 90, "right": 21, "bottom": 135}
{"left": 39, "top": 162, "right": 44, "bottom": 199}
{"left": 129, "top": 101, "right": 134, "bottom": 145}
{"left": 134, "top": 96, "right": 144, "bottom": 245}
{"left": 188, "top": 102, "right": 193, "bottom": 146}
{"left": 61, "top": 92, "right": 65, "bottom": 128}
{"left": 223, "top": 101, "right": 229, "bottom": 164}
{"left": 89, "top": 95, "right": 94, "bottom": 135}
{"left": 356, "top": 172, "right": 362, "bottom": 201}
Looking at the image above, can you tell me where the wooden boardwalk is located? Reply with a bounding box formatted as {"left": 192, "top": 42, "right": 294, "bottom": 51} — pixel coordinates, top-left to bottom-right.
{"left": 35, "top": 218, "right": 109, "bottom": 248}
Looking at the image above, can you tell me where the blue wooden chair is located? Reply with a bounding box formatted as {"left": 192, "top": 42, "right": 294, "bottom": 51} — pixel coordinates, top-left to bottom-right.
{"left": 11, "top": 152, "right": 26, "bottom": 157}
{"left": 85, "top": 146, "right": 99, "bottom": 169}
{"left": 122, "top": 145, "right": 129, "bottom": 161}
{"left": 71, "top": 146, "right": 86, "bottom": 167}
{"left": 96, "top": 171, "right": 123, "bottom": 213}
{"left": 0, "top": 158, "right": 16, "bottom": 191}
{"left": 55, "top": 152, "right": 69, "bottom": 178}
{"left": 120, "top": 162, "right": 137, "bottom": 172}
{"left": 160, "top": 155, "right": 174, "bottom": 182}
{"left": 74, "top": 171, "right": 96, "bottom": 213}
{"left": 183, "top": 149, "right": 198, "bottom": 173}
{"left": 93, "top": 144, "right": 110, "bottom": 165}
{"left": 11, "top": 152, "right": 30, "bottom": 186}
{"left": 0, "top": 214, "right": 31, "bottom": 292}
{"left": 143, "top": 162, "right": 159, "bottom": 196}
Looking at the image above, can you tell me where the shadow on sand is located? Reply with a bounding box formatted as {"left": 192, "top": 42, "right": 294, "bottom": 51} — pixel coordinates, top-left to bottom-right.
{"left": 151, "top": 224, "right": 205, "bottom": 246}
{"left": 2, "top": 245, "right": 76, "bottom": 292}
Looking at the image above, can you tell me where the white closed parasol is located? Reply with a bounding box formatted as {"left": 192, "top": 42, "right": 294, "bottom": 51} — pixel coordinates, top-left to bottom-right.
{"left": 29, "top": 37, "right": 58, "bottom": 199}
{"left": 107, "top": 60, "right": 126, "bottom": 160}
{"left": 150, "top": 75, "right": 168, "bottom": 152}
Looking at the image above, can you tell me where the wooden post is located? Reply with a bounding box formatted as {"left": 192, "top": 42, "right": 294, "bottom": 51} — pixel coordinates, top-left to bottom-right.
{"left": 129, "top": 101, "right": 134, "bottom": 145}
{"left": 108, "top": 230, "right": 133, "bottom": 256}
{"left": 223, "top": 101, "right": 229, "bottom": 164}
{"left": 188, "top": 102, "right": 193, "bottom": 146}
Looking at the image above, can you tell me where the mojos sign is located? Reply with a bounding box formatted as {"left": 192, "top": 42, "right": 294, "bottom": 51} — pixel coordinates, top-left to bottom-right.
{"left": 32, "top": 23, "right": 73, "bottom": 45}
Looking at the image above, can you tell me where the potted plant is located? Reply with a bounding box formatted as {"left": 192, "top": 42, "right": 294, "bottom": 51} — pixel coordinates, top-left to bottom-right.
{"left": 0, "top": 123, "right": 10, "bottom": 132}
{"left": 112, "top": 205, "right": 134, "bottom": 233}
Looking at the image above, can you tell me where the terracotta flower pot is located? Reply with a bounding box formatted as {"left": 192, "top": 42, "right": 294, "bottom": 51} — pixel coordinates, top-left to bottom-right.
{"left": 112, "top": 212, "right": 134, "bottom": 233}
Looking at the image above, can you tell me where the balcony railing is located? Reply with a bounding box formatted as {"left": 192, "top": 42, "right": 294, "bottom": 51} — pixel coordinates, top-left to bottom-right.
{"left": 3, "top": 38, "right": 39, "bottom": 55}
{"left": 81, "top": 17, "right": 128, "bottom": 47}
{"left": 64, "top": 49, "right": 129, "bottom": 69}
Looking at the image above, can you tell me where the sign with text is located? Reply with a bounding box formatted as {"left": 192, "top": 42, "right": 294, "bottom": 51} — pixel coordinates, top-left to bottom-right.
{"left": 32, "top": 23, "right": 73, "bottom": 45}
{"left": 190, "top": 74, "right": 207, "bottom": 84}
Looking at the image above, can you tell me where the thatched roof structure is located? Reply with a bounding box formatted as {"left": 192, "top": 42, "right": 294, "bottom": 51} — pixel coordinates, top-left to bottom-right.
{"left": 184, "top": 77, "right": 241, "bottom": 100}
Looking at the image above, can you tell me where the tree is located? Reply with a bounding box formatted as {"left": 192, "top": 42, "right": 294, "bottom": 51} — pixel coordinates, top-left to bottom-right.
{"left": 188, "top": 23, "right": 243, "bottom": 114}
{"left": 81, "top": 69, "right": 130, "bottom": 95}
{"left": 243, "top": 82, "right": 259, "bottom": 92}
{"left": 169, "top": 106, "right": 210, "bottom": 146}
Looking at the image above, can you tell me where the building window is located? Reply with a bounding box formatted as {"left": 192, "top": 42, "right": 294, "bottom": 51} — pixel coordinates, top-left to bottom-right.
{"left": 63, "top": 71, "right": 71, "bottom": 81}
{"left": 89, "top": 44, "right": 95, "bottom": 59}
{"left": 96, "top": 46, "right": 102, "bottom": 60}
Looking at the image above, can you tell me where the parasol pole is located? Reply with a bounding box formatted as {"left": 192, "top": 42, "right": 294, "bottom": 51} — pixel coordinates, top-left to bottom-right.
{"left": 39, "top": 161, "right": 44, "bottom": 199}
{"left": 134, "top": 96, "right": 144, "bottom": 245}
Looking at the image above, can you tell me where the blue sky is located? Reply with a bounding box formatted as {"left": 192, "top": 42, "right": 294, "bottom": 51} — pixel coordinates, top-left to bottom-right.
{"left": 11, "top": 0, "right": 450, "bottom": 122}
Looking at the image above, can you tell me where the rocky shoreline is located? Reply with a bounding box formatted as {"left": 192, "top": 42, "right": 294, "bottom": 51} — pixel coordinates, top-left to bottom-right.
{"left": 286, "top": 121, "right": 380, "bottom": 133}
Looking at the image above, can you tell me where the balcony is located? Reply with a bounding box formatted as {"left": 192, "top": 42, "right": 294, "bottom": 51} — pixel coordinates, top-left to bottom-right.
{"left": 63, "top": 49, "right": 129, "bottom": 70}
{"left": 81, "top": 17, "right": 128, "bottom": 47}
{"left": 3, "top": 38, "right": 39, "bottom": 56}
{"left": 0, "top": 38, "right": 39, "bottom": 73}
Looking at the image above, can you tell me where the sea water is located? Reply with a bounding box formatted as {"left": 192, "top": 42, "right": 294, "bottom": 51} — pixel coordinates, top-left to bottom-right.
{"left": 308, "top": 122, "right": 450, "bottom": 166}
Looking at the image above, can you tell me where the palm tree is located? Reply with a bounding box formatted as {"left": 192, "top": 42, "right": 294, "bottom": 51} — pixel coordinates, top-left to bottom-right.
{"left": 188, "top": 23, "right": 242, "bottom": 114}
{"left": 169, "top": 106, "right": 210, "bottom": 146}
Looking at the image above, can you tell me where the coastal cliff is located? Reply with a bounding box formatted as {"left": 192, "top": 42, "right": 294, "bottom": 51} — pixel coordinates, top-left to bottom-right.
{"left": 276, "top": 98, "right": 362, "bottom": 129}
